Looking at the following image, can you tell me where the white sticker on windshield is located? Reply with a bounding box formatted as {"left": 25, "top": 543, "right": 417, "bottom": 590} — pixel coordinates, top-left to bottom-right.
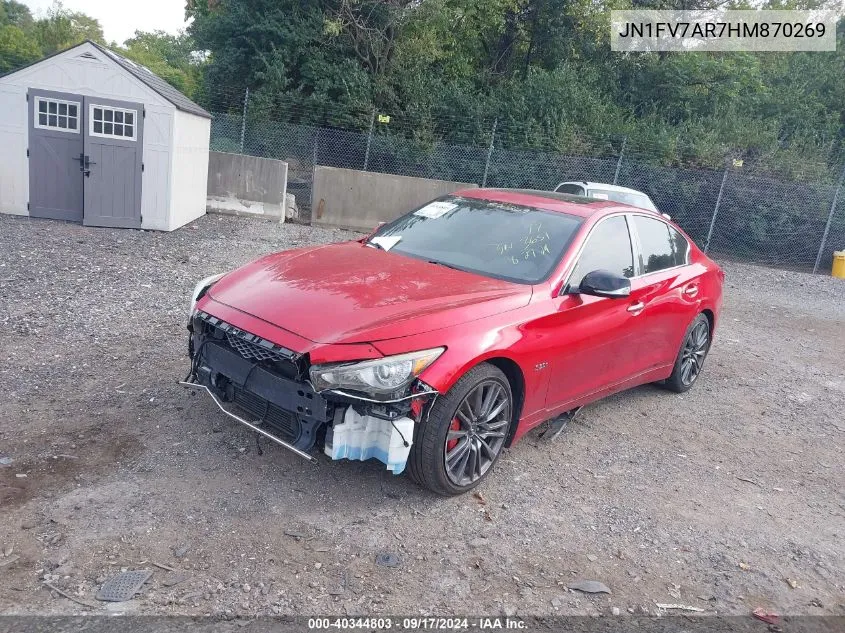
{"left": 590, "top": 192, "right": 609, "bottom": 200}
{"left": 414, "top": 201, "right": 458, "bottom": 219}
{"left": 369, "top": 235, "right": 402, "bottom": 251}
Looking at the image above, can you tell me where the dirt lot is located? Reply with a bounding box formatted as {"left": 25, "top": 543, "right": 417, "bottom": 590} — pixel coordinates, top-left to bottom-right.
{"left": 0, "top": 213, "right": 843, "bottom": 618}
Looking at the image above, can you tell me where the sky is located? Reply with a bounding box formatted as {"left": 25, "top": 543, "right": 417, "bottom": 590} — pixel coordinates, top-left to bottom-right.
{"left": 21, "top": 0, "right": 190, "bottom": 45}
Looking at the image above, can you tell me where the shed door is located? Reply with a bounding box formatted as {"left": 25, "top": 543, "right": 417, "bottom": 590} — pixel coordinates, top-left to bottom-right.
{"left": 83, "top": 97, "right": 144, "bottom": 228}
{"left": 27, "top": 89, "right": 84, "bottom": 222}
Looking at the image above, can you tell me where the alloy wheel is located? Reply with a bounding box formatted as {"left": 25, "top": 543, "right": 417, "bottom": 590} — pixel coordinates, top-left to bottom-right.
{"left": 444, "top": 379, "right": 511, "bottom": 486}
{"left": 680, "top": 320, "right": 710, "bottom": 386}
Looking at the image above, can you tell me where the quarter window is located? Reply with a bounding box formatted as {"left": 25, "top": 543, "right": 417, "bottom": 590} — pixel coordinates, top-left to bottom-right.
{"left": 632, "top": 216, "right": 688, "bottom": 274}
{"left": 570, "top": 216, "right": 635, "bottom": 286}
{"left": 669, "top": 226, "right": 690, "bottom": 267}
{"left": 34, "top": 97, "right": 79, "bottom": 133}
{"left": 90, "top": 105, "right": 136, "bottom": 140}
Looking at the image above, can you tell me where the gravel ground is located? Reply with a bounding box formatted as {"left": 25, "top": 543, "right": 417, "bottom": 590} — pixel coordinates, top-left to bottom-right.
{"left": 0, "top": 213, "right": 843, "bottom": 618}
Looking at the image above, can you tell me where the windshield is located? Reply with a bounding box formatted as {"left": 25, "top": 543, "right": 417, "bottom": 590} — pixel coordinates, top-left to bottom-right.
{"left": 587, "top": 188, "right": 657, "bottom": 212}
{"left": 369, "top": 196, "right": 583, "bottom": 284}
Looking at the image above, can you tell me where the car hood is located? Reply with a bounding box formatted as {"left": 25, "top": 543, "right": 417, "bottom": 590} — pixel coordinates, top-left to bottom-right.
{"left": 207, "top": 241, "right": 532, "bottom": 345}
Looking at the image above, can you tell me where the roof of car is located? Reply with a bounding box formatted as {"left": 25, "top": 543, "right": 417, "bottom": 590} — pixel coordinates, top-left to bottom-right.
{"left": 453, "top": 188, "right": 628, "bottom": 219}
{"left": 558, "top": 182, "right": 650, "bottom": 196}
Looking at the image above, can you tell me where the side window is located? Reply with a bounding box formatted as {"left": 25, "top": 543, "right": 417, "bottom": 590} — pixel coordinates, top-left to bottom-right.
{"left": 90, "top": 104, "right": 137, "bottom": 140}
{"left": 555, "top": 184, "right": 585, "bottom": 195}
{"left": 570, "top": 216, "right": 635, "bottom": 286}
{"left": 35, "top": 97, "right": 80, "bottom": 133}
{"left": 632, "top": 216, "right": 685, "bottom": 274}
{"left": 669, "top": 226, "right": 690, "bottom": 266}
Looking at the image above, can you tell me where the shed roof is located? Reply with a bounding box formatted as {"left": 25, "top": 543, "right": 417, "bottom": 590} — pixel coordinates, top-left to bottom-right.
{"left": 0, "top": 40, "right": 211, "bottom": 119}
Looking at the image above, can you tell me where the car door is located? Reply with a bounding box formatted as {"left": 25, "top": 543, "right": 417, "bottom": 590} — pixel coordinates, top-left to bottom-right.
{"left": 543, "top": 214, "right": 642, "bottom": 409}
{"left": 627, "top": 214, "right": 701, "bottom": 371}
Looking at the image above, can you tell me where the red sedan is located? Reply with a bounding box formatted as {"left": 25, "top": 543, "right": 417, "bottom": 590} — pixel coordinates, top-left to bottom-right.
{"left": 184, "top": 189, "right": 723, "bottom": 495}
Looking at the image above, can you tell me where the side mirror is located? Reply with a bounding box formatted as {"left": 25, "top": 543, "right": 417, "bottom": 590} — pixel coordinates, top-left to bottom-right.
{"left": 574, "top": 270, "right": 631, "bottom": 298}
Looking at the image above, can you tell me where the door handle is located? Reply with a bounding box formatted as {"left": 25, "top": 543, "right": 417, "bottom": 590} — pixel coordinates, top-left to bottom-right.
{"left": 683, "top": 285, "right": 699, "bottom": 298}
{"left": 627, "top": 301, "right": 646, "bottom": 315}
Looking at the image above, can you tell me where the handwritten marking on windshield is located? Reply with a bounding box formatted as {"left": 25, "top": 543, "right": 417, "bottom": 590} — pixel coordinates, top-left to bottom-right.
{"left": 519, "top": 223, "right": 551, "bottom": 262}
{"left": 492, "top": 222, "right": 553, "bottom": 265}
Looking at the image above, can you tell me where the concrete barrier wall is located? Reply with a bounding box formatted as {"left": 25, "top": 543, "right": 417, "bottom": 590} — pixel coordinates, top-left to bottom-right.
{"left": 311, "top": 166, "right": 477, "bottom": 232}
{"left": 206, "top": 151, "right": 288, "bottom": 221}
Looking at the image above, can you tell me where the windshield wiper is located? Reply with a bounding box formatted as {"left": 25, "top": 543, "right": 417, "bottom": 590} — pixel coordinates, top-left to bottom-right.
{"left": 426, "top": 259, "right": 463, "bottom": 272}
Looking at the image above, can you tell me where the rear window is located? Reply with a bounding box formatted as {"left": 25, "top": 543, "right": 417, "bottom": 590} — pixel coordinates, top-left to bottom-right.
{"left": 369, "top": 196, "right": 583, "bottom": 284}
{"left": 588, "top": 189, "right": 657, "bottom": 212}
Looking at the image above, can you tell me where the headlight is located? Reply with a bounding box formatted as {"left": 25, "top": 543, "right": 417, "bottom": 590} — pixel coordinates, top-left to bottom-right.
{"left": 189, "top": 273, "right": 225, "bottom": 315}
{"left": 310, "top": 348, "right": 445, "bottom": 397}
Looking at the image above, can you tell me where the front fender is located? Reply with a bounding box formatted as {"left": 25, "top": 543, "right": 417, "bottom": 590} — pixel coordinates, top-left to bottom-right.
{"left": 371, "top": 313, "right": 549, "bottom": 431}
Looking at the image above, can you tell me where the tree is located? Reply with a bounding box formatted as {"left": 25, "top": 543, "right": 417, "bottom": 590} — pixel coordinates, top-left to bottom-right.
{"left": 121, "top": 30, "right": 202, "bottom": 98}
{"left": 35, "top": 3, "right": 105, "bottom": 55}
{"left": 0, "top": 23, "right": 40, "bottom": 72}
{"left": 1, "top": 0, "right": 35, "bottom": 29}
{"left": 185, "top": 0, "right": 845, "bottom": 173}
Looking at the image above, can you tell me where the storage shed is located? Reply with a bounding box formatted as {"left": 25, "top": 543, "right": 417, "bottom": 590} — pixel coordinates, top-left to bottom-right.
{"left": 0, "top": 40, "right": 211, "bottom": 231}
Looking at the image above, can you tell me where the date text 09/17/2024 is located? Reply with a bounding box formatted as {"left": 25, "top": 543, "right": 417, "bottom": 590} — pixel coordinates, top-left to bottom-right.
{"left": 307, "top": 617, "right": 527, "bottom": 630}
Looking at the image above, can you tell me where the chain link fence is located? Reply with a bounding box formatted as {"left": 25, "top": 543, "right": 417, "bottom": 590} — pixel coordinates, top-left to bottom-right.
{"left": 206, "top": 91, "right": 845, "bottom": 274}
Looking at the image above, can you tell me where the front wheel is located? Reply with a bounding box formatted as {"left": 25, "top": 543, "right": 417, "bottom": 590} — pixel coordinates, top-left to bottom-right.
{"left": 407, "top": 363, "right": 513, "bottom": 496}
{"left": 662, "top": 313, "right": 711, "bottom": 393}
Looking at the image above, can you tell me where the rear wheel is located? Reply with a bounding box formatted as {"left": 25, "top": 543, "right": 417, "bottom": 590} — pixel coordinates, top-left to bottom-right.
{"left": 662, "top": 313, "right": 711, "bottom": 393}
{"left": 407, "top": 364, "right": 513, "bottom": 496}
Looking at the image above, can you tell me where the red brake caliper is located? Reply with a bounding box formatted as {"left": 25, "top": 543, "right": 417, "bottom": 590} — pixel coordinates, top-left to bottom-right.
{"left": 446, "top": 417, "right": 460, "bottom": 452}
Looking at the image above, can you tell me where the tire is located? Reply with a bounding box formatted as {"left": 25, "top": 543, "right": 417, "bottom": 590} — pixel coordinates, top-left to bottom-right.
{"left": 662, "top": 313, "right": 712, "bottom": 393}
{"left": 407, "top": 363, "right": 513, "bottom": 496}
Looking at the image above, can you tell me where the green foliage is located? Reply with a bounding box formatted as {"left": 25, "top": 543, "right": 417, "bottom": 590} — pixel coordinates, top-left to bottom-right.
{"left": 119, "top": 31, "right": 202, "bottom": 98}
{"left": 0, "top": 23, "right": 40, "bottom": 72}
{"left": 0, "top": 0, "right": 105, "bottom": 71}
{"left": 3, "top": 0, "right": 844, "bottom": 181}
{"left": 186, "top": 0, "right": 845, "bottom": 177}
{"left": 1, "top": 0, "right": 34, "bottom": 29}
{"left": 0, "top": 1, "right": 202, "bottom": 99}
{"left": 34, "top": 3, "right": 105, "bottom": 54}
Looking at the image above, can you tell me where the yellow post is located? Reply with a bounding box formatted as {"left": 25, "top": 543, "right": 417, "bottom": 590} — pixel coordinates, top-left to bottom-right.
{"left": 833, "top": 251, "right": 845, "bottom": 279}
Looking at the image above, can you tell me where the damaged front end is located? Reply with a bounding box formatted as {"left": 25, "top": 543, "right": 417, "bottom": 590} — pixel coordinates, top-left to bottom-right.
{"left": 183, "top": 310, "right": 438, "bottom": 475}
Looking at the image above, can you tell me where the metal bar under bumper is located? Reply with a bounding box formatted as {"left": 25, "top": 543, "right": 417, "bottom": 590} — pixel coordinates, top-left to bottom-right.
{"left": 179, "top": 381, "right": 316, "bottom": 462}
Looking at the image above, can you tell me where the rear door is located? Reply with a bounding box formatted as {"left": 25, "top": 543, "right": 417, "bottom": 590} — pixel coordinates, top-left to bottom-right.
{"left": 27, "top": 89, "right": 84, "bottom": 222}
{"left": 627, "top": 214, "right": 700, "bottom": 370}
{"left": 82, "top": 97, "right": 144, "bottom": 228}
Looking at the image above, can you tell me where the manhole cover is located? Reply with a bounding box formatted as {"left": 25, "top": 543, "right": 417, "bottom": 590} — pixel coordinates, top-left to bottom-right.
{"left": 96, "top": 570, "right": 153, "bottom": 602}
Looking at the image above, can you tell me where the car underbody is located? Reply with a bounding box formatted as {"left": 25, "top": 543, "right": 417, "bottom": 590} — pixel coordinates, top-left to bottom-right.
{"left": 183, "top": 310, "right": 436, "bottom": 474}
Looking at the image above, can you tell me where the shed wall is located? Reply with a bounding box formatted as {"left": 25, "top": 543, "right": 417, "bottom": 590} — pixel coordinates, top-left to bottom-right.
{"left": 168, "top": 110, "right": 211, "bottom": 230}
